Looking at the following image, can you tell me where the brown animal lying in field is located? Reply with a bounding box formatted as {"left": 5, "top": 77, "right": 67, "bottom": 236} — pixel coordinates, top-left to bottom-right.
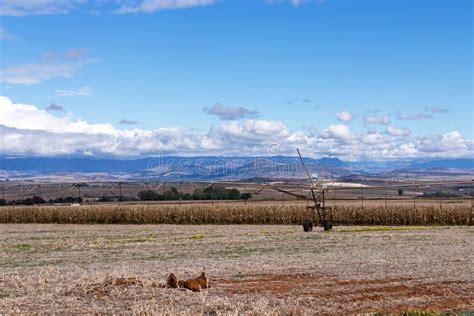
{"left": 166, "top": 272, "right": 209, "bottom": 292}
{"left": 166, "top": 273, "right": 179, "bottom": 288}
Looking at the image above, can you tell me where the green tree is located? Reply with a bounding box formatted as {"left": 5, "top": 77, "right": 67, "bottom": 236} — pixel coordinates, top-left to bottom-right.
{"left": 192, "top": 189, "right": 205, "bottom": 200}
{"left": 241, "top": 193, "right": 252, "bottom": 200}
{"left": 227, "top": 188, "right": 241, "bottom": 200}
{"left": 138, "top": 190, "right": 162, "bottom": 201}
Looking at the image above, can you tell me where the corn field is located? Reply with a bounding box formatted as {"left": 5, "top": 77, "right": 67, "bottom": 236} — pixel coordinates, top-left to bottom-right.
{"left": 0, "top": 204, "right": 471, "bottom": 225}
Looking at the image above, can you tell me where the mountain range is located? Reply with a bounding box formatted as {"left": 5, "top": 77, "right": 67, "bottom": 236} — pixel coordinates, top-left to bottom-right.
{"left": 0, "top": 156, "right": 472, "bottom": 181}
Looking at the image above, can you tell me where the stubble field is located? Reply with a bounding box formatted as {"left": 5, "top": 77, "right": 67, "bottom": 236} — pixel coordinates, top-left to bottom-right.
{"left": 1, "top": 224, "right": 473, "bottom": 314}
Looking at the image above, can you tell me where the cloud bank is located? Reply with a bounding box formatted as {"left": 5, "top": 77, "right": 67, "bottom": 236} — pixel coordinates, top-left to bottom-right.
{"left": 0, "top": 96, "right": 472, "bottom": 159}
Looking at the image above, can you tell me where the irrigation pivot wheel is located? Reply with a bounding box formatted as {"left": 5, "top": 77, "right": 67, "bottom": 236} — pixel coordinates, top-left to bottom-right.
{"left": 303, "top": 219, "right": 314, "bottom": 232}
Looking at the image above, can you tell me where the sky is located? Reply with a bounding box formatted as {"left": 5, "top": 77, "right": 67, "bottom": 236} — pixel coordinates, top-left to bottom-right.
{"left": 0, "top": 0, "right": 472, "bottom": 160}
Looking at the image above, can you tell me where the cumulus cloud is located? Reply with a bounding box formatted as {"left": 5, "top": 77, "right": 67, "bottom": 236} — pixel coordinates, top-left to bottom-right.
{"left": 397, "top": 113, "right": 434, "bottom": 120}
{"left": 114, "top": 0, "right": 216, "bottom": 14}
{"left": 55, "top": 86, "right": 93, "bottom": 97}
{"left": 0, "top": 96, "right": 116, "bottom": 134}
{"left": 362, "top": 130, "right": 386, "bottom": 144}
{"left": 204, "top": 103, "right": 259, "bottom": 120}
{"left": 215, "top": 120, "right": 291, "bottom": 140}
{"left": 363, "top": 115, "right": 390, "bottom": 125}
{"left": 335, "top": 110, "right": 353, "bottom": 122}
{"left": 320, "top": 124, "right": 353, "bottom": 141}
{"left": 386, "top": 126, "right": 411, "bottom": 137}
{"left": 1, "top": 49, "right": 96, "bottom": 85}
{"left": 0, "top": 96, "right": 472, "bottom": 159}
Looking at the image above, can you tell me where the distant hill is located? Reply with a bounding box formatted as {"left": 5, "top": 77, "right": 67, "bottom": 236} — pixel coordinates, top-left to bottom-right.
{"left": 406, "top": 158, "right": 473, "bottom": 170}
{"left": 0, "top": 156, "right": 471, "bottom": 181}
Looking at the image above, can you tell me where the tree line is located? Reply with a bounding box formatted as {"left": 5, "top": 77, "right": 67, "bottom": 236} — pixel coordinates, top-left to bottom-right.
{"left": 0, "top": 185, "right": 251, "bottom": 205}
{"left": 137, "top": 185, "right": 251, "bottom": 201}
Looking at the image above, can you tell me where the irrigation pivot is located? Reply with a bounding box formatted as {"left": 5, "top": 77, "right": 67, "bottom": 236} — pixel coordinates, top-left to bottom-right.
{"left": 296, "top": 148, "right": 333, "bottom": 232}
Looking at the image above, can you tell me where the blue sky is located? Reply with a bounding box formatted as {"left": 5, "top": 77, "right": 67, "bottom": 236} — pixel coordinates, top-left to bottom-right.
{"left": 0, "top": 0, "right": 472, "bottom": 159}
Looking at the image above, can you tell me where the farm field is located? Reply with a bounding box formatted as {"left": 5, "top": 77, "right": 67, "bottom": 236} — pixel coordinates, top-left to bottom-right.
{"left": 1, "top": 203, "right": 471, "bottom": 225}
{"left": 1, "top": 224, "right": 473, "bottom": 314}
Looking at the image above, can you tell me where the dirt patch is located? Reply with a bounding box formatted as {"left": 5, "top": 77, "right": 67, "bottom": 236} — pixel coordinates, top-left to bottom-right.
{"left": 218, "top": 273, "right": 474, "bottom": 313}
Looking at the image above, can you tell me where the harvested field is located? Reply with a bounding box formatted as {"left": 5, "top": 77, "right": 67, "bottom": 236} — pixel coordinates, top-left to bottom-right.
{"left": 1, "top": 224, "right": 473, "bottom": 314}
{"left": 1, "top": 204, "right": 472, "bottom": 225}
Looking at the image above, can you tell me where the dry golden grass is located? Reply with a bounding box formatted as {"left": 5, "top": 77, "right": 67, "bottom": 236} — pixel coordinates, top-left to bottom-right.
{"left": 1, "top": 224, "right": 473, "bottom": 314}
{"left": 0, "top": 203, "right": 471, "bottom": 225}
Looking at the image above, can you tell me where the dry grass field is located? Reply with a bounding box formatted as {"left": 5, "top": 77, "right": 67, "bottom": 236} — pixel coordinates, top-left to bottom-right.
{"left": 1, "top": 224, "right": 473, "bottom": 314}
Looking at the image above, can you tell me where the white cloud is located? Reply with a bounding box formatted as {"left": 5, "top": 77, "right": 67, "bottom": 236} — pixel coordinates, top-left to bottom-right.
{"left": 0, "top": 96, "right": 472, "bottom": 159}
{"left": 0, "top": 96, "right": 117, "bottom": 135}
{"left": 0, "top": 0, "right": 326, "bottom": 16}
{"left": 0, "top": 26, "right": 19, "bottom": 40}
{"left": 397, "top": 113, "right": 434, "bottom": 120}
{"left": 114, "top": 0, "right": 216, "bottom": 14}
{"left": 362, "top": 130, "right": 386, "bottom": 144}
{"left": 398, "top": 143, "right": 417, "bottom": 155}
{"left": 320, "top": 124, "right": 353, "bottom": 141}
{"left": 363, "top": 115, "right": 390, "bottom": 125}
{"left": 439, "top": 131, "right": 466, "bottom": 150}
{"left": 386, "top": 126, "right": 411, "bottom": 137}
{"left": 267, "top": 0, "right": 324, "bottom": 7}
{"left": 55, "top": 86, "right": 93, "bottom": 97}
{"left": 204, "top": 103, "right": 259, "bottom": 120}
{"left": 335, "top": 110, "right": 353, "bottom": 122}
{"left": 1, "top": 49, "right": 96, "bottom": 85}
{"left": 0, "top": 0, "right": 84, "bottom": 16}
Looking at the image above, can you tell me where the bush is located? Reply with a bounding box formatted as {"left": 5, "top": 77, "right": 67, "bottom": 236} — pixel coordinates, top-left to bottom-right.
{"left": 422, "top": 191, "right": 462, "bottom": 198}
{"left": 9, "top": 195, "right": 46, "bottom": 205}
{"left": 98, "top": 195, "right": 113, "bottom": 202}
{"left": 48, "top": 196, "right": 83, "bottom": 204}
{"left": 196, "top": 185, "right": 242, "bottom": 200}
{"left": 241, "top": 193, "right": 252, "bottom": 200}
{"left": 138, "top": 190, "right": 163, "bottom": 201}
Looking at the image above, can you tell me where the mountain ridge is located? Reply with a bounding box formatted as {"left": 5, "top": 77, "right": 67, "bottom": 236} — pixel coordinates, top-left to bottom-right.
{"left": 0, "top": 156, "right": 472, "bottom": 181}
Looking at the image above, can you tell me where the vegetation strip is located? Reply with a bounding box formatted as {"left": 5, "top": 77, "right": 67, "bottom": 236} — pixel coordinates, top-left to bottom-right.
{"left": 0, "top": 204, "right": 471, "bottom": 225}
